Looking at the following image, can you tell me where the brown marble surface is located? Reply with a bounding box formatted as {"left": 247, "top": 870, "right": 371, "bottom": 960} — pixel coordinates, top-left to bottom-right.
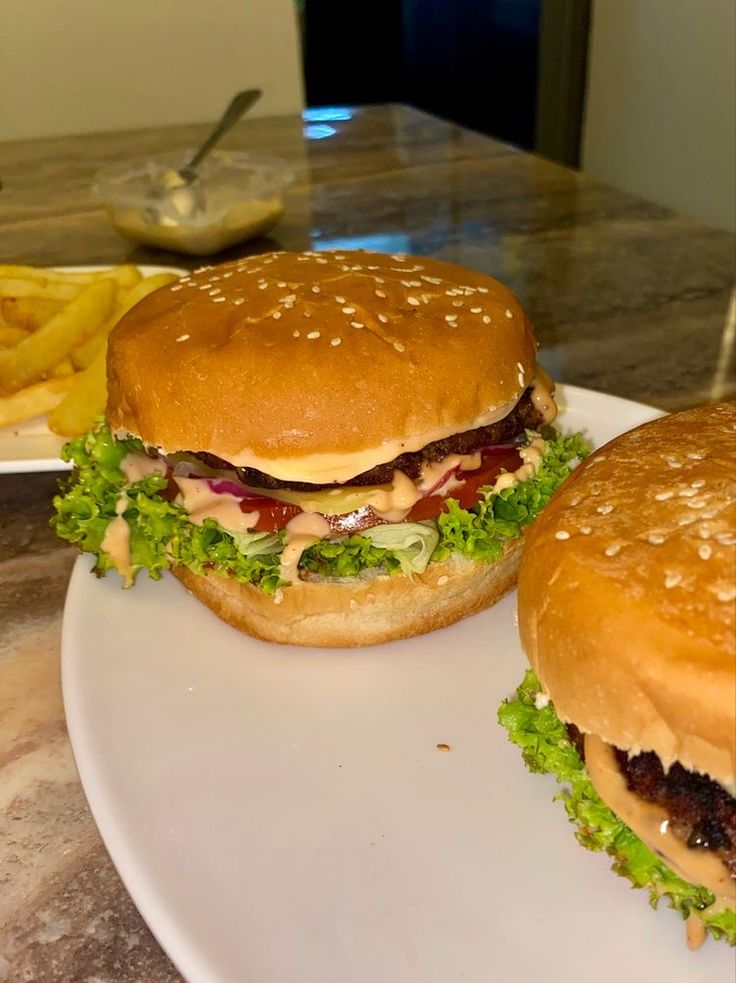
{"left": 0, "top": 104, "right": 733, "bottom": 982}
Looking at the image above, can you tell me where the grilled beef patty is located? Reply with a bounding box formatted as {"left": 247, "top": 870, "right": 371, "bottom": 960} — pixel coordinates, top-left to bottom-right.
{"left": 614, "top": 748, "right": 736, "bottom": 876}
{"left": 567, "top": 723, "right": 735, "bottom": 878}
{"left": 193, "top": 388, "right": 544, "bottom": 492}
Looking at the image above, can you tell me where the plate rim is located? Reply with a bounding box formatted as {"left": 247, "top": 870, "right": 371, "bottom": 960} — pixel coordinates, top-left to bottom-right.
{"left": 60, "top": 385, "right": 676, "bottom": 983}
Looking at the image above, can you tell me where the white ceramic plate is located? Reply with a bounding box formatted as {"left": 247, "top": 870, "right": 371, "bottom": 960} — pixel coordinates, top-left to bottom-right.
{"left": 61, "top": 387, "right": 732, "bottom": 983}
{"left": 0, "top": 265, "right": 186, "bottom": 474}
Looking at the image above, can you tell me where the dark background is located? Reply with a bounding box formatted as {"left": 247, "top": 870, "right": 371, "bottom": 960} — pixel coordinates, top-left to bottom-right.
{"left": 304, "top": 0, "right": 542, "bottom": 153}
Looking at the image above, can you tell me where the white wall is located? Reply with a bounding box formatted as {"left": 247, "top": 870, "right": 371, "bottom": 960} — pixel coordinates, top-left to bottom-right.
{"left": 1, "top": 0, "right": 304, "bottom": 140}
{"left": 582, "top": 0, "right": 735, "bottom": 230}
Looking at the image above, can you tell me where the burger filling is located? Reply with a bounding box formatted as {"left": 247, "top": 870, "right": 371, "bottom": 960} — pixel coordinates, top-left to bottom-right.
{"left": 53, "top": 400, "right": 587, "bottom": 591}
{"left": 499, "top": 671, "right": 736, "bottom": 945}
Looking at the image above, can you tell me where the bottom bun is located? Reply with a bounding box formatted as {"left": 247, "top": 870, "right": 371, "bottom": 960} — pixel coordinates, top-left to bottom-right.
{"left": 172, "top": 538, "right": 524, "bottom": 647}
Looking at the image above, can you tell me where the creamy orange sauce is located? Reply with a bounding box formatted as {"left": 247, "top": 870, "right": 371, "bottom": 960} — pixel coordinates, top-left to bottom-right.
{"left": 120, "top": 452, "right": 167, "bottom": 484}
{"left": 173, "top": 477, "right": 260, "bottom": 534}
{"left": 585, "top": 735, "right": 736, "bottom": 903}
{"left": 100, "top": 494, "right": 134, "bottom": 585}
{"left": 417, "top": 451, "right": 483, "bottom": 494}
{"left": 280, "top": 512, "right": 332, "bottom": 584}
{"left": 531, "top": 370, "right": 557, "bottom": 425}
{"left": 491, "top": 436, "right": 546, "bottom": 493}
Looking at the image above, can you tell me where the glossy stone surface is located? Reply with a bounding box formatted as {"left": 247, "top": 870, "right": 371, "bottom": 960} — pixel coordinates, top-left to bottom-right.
{"left": 0, "top": 105, "right": 733, "bottom": 979}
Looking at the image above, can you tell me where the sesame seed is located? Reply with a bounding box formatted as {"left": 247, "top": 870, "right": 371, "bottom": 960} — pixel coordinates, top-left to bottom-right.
{"left": 716, "top": 586, "right": 736, "bottom": 602}
{"left": 311, "top": 286, "right": 321, "bottom": 293}
{"left": 470, "top": 307, "right": 481, "bottom": 314}
{"left": 375, "top": 290, "right": 386, "bottom": 298}
{"left": 648, "top": 533, "right": 665, "bottom": 544}
{"left": 699, "top": 527, "right": 712, "bottom": 539}
{"left": 437, "top": 575, "right": 449, "bottom": 586}
{"left": 303, "top": 310, "right": 312, "bottom": 318}
{"left": 686, "top": 500, "right": 706, "bottom": 509}
{"left": 175, "top": 333, "right": 190, "bottom": 342}
{"left": 292, "top": 330, "right": 300, "bottom": 337}
{"left": 477, "top": 287, "right": 489, "bottom": 294}
{"left": 276, "top": 281, "right": 287, "bottom": 288}
{"left": 597, "top": 504, "right": 614, "bottom": 515}
{"left": 686, "top": 451, "right": 704, "bottom": 460}
{"left": 505, "top": 309, "right": 513, "bottom": 318}
{"left": 691, "top": 479, "right": 706, "bottom": 488}
{"left": 664, "top": 572, "right": 682, "bottom": 589}
{"left": 209, "top": 288, "right": 221, "bottom": 296}
{"left": 342, "top": 306, "right": 356, "bottom": 314}
{"left": 282, "top": 294, "right": 296, "bottom": 303}
{"left": 698, "top": 544, "right": 712, "bottom": 560}
{"left": 377, "top": 314, "right": 388, "bottom": 323}
{"left": 482, "top": 315, "right": 491, "bottom": 324}
{"left": 213, "top": 297, "right": 226, "bottom": 303}
{"left": 375, "top": 277, "right": 385, "bottom": 284}
{"left": 666, "top": 459, "right": 683, "bottom": 469}
{"left": 272, "top": 311, "right": 281, "bottom": 319}
{"left": 222, "top": 271, "right": 234, "bottom": 278}
{"left": 421, "top": 275, "right": 441, "bottom": 284}
{"left": 445, "top": 314, "right": 457, "bottom": 322}
{"left": 315, "top": 257, "right": 327, "bottom": 264}
{"left": 518, "top": 373, "right": 525, "bottom": 387}
{"left": 283, "top": 302, "right": 294, "bottom": 309}
{"left": 331, "top": 337, "right": 342, "bottom": 346}
{"left": 555, "top": 530, "right": 570, "bottom": 540}
{"left": 654, "top": 490, "right": 674, "bottom": 501}
{"left": 407, "top": 297, "right": 420, "bottom": 306}
{"left": 452, "top": 300, "right": 464, "bottom": 308}
{"left": 306, "top": 331, "right": 320, "bottom": 339}
{"left": 351, "top": 321, "right": 364, "bottom": 329}
{"left": 233, "top": 297, "right": 245, "bottom": 306}
{"left": 716, "top": 532, "right": 735, "bottom": 545}
{"left": 335, "top": 295, "right": 346, "bottom": 304}
{"left": 170, "top": 284, "right": 183, "bottom": 292}
{"left": 605, "top": 544, "right": 621, "bottom": 556}
{"left": 258, "top": 283, "right": 268, "bottom": 290}
{"left": 580, "top": 526, "right": 592, "bottom": 535}
{"left": 393, "top": 341, "right": 406, "bottom": 352}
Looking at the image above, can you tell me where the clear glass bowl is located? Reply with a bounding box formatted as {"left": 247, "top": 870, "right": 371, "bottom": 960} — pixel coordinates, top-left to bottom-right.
{"left": 95, "top": 150, "right": 293, "bottom": 256}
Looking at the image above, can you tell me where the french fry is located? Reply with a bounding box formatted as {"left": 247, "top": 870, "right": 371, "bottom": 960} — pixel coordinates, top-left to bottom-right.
{"left": 0, "top": 376, "right": 74, "bottom": 429}
{"left": 0, "top": 279, "right": 116, "bottom": 394}
{"left": 51, "top": 357, "right": 76, "bottom": 378}
{"left": 0, "top": 263, "right": 142, "bottom": 289}
{"left": 0, "top": 276, "right": 83, "bottom": 301}
{"left": 71, "top": 271, "right": 178, "bottom": 369}
{"left": 1, "top": 296, "right": 62, "bottom": 331}
{"left": 48, "top": 343, "right": 107, "bottom": 436}
{"left": 0, "top": 326, "right": 30, "bottom": 347}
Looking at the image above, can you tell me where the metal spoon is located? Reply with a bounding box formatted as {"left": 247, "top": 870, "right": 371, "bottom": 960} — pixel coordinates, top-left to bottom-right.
{"left": 178, "top": 87, "right": 262, "bottom": 185}
{"left": 150, "top": 88, "right": 262, "bottom": 222}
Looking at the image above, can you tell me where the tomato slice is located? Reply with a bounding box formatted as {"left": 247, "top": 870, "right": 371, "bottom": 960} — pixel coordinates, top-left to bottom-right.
{"left": 406, "top": 447, "right": 522, "bottom": 521}
{"left": 235, "top": 446, "right": 523, "bottom": 532}
{"left": 239, "top": 496, "right": 303, "bottom": 532}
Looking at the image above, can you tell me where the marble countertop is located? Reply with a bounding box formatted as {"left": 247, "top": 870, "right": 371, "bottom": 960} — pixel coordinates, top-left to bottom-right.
{"left": 0, "top": 104, "right": 733, "bottom": 981}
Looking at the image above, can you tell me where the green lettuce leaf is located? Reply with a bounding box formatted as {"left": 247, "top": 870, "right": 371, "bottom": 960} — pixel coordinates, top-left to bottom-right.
{"left": 53, "top": 425, "right": 587, "bottom": 593}
{"left": 498, "top": 670, "right": 736, "bottom": 945}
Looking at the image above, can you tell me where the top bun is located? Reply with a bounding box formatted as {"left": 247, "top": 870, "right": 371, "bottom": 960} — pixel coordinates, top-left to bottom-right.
{"left": 517, "top": 402, "right": 736, "bottom": 791}
{"left": 106, "top": 250, "right": 538, "bottom": 483}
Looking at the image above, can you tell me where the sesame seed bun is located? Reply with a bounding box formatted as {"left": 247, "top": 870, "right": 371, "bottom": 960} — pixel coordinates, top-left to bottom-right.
{"left": 517, "top": 401, "right": 736, "bottom": 791}
{"left": 106, "top": 249, "right": 538, "bottom": 483}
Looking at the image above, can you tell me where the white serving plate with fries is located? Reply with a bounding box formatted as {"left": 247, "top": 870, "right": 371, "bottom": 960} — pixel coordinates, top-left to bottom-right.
{"left": 61, "top": 389, "right": 731, "bottom": 983}
{"left": 0, "top": 264, "right": 186, "bottom": 474}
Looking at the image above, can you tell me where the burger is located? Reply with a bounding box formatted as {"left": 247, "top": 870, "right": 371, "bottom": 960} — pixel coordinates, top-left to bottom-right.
{"left": 499, "top": 402, "right": 736, "bottom": 946}
{"left": 53, "top": 249, "right": 586, "bottom": 647}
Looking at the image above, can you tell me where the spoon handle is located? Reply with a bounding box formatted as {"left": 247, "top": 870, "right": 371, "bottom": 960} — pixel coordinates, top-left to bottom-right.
{"left": 181, "top": 88, "right": 262, "bottom": 180}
